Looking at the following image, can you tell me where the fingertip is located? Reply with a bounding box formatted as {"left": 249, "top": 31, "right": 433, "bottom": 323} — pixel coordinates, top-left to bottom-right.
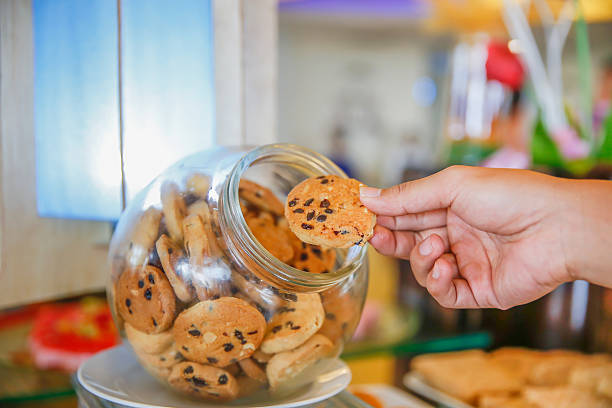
{"left": 368, "top": 225, "right": 393, "bottom": 252}
{"left": 359, "top": 186, "right": 381, "bottom": 198}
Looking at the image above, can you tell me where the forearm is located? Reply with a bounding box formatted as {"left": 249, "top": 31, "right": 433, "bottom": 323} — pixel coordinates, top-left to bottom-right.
{"left": 561, "top": 178, "right": 612, "bottom": 288}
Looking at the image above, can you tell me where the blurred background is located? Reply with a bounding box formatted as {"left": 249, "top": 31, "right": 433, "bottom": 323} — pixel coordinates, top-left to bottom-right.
{"left": 0, "top": 0, "right": 611, "bottom": 406}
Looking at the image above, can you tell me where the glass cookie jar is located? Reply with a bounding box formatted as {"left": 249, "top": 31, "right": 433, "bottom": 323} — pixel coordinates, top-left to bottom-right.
{"left": 108, "top": 144, "right": 368, "bottom": 402}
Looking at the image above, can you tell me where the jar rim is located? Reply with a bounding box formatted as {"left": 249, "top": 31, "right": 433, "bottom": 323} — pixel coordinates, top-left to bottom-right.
{"left": 219, "top": 143, "right": 367, "bottom": 291}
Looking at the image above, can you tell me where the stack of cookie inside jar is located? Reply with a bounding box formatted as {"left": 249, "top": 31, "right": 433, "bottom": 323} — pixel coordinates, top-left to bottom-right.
{"left": 109, "top": 147, "right": 373, "bottom": 403}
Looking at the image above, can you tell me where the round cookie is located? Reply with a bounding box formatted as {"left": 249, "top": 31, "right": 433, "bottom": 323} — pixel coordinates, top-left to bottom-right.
{"left": 186, "top": 173, "right": 210, "bottom": 198}
{"left": 285, "top": 175, "right": 376, "bottom": 248}
{"left": 126, "top": 207, "right": 162, "bottom": 267}
{"left": 239, "top": 179, "right": 284, "bottom": 216}
{"left": 125, "top": 323, "right": 174, "bottom": 354}
{"left": 160, "top": 181, "right": 187, "bottom": 243}
{"left": 266, "top": 334, "right": 333, "bottom": 389}
{"left": 260, "top": 293, "right": 325, "bottom": 354}
{"left": 245, "top": 212, "right": 294, "bottom": 263}
{"left": 116, "top": 265, "right": 177, "bottom": 334}
{"left": 156, "top": 234, "right": 194, "bottom": 303}
{"left": 133, "top": 342, "right": 185, "bottom": 369}
{"left": 168, "top": 361, "right": 239, "bottom": 401}
{"left": 290, "top": 239, "right": 336, "bottom": 274}
{"left": 173, "top": 297, "right": 266, "bottom": 367}
{"left": 318, "top": 291, "right": 360, "bottom": 343}
{"left": 238, "top": 358, "right": 268, "bottom": 383}
{"left": 252, "top": 349, "right": 272, "bottom": 364}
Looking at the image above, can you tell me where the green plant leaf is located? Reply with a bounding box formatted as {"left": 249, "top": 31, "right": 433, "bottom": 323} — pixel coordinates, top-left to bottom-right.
{"left": 447, "top": 141, "right": 497, "bottom": 166}
{"left": 531, "top": 116, "right": 565, "bottom": 168}
{"left": 595, "top": 109, "right": 612, "bottom": 161}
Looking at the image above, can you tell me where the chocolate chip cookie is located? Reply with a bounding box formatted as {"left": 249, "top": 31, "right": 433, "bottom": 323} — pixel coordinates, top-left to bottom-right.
{"left": 245, "top": 212, "right": 294, "bottom": 263}
{"left": 125, "top": 323, "right": 174, "bottom": 354}
{"left": 285, "top": 175, "right": 376, "bottom": 248}
{"left": 260, "top": 293, "right": 325, "bottom": 354}
{"left": 156, "top": 234, "right": 194, "bottom": 303}
{"left": 173, "top": 297, "right": 266, "bottom": 367}
{"left": 239, "top": 179, "right": 284, "bottom": 216}
{"left": 116, "top": 266, "right": 177, "bottom": 334}
{"left": 168, "top": 362, "right": 239, "bottom": 401}
{"left": 126, "top": 207, "right": 162, "bottom": 267}
{"left": 186, "top": 173, "right": 210, "bottom": 198}
{"left": 290, "top": 238, "right": 336, "bottom": 274}
{"left": 238, "top": 358, "right": 268, "bottom": 383}
{"left": 161, "top": 181, "right": 187, "bottom": 243}
{"left": 266, "top": 334, "right": 334, "bottom": 389}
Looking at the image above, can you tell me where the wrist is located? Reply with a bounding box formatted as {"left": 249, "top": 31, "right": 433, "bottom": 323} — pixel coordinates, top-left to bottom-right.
{"left": 559, "top": 178, "right": 612, "bottom": 287}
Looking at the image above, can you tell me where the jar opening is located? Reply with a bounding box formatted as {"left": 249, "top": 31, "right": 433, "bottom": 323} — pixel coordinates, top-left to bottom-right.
{"left": 219, "top": 144, "right": 367, "bottom": 292}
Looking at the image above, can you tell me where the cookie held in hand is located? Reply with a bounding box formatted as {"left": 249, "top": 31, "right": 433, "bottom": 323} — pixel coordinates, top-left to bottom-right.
{"left": 285, "top": 175, "right": 376, "bottom": 248}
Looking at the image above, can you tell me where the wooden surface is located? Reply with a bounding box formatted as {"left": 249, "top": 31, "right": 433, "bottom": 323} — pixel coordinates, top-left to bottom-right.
{"left": 0, "top": 0, "right": 111, "bottom": 309}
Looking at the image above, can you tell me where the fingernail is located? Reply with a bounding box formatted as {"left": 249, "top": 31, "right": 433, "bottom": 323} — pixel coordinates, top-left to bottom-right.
{"left": 419, "top": 238, "right": 432, "bottom": 256}
{"left": 432, "top": 268, "right": 440, "bottom": 280}
{"left": 360, "top": 186, "right": 381, "bottom": 198}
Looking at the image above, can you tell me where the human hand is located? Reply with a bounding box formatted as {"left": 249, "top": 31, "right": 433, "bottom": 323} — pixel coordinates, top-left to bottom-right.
{"left": 360, "top": 166, "right": 579, "bottom": 310}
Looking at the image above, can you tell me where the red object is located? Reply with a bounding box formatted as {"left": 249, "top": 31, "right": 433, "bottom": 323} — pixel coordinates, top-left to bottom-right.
{"left": 29, "top": 299, "right": 119, "bottom": 371}
{"left": 486, "top": 41, "right": 525, "bottom": 90}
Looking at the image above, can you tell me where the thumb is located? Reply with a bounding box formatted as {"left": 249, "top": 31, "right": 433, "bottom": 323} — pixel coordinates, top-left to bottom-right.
{"left": 359, "top": 166, "right": 465, "bottom": 216}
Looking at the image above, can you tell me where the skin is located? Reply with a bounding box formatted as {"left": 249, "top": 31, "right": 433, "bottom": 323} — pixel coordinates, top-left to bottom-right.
{"left": 359, "top": 165, "right": 612, "bottom": 310}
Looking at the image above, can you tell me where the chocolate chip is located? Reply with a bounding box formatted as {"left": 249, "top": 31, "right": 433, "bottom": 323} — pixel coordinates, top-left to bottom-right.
{"left": 247, "top": 330, "right": 258, "bottom": 335}
{"left": 282, "top": 293, "right": 298, "bottom": 302}
{"left": 144, "top": 288, "right": 152, "bottom": 300}
{"left": 288, "top": 199, "right": 298, "bottom": 207}
{"left": 341, "top": 230, "right": 349, "bottom": 235}
{"left": 291, "top": 325, "right": 301, "bottom": 330}
{"left": 230, "top": 286, "right": 239, "bottom": 295}
{"left": 167, "top": 247, "right": 173, "bottom": 255}
{"left": 354, "top": 239, "right": 363, "bottom": 245}
{"left": 333, "top": 231, "right": 340, "bottom": 235}
{"left": 342, "top": 322, "right": 348, "bottom": 330}
{"left": 138, "top": 280, "right": 144, "bottom": 288}
{"left": 207, "top": 357, "right": 218, "bottom": 364}
{"left": 188, "top": 329, "right": 201, "bottom": 337}
{"left": 326, "top": 312, "right": 336, "bottom": 320}
{"left": 311, "top": 247, "right": 322, "bottom": 256}
{"left": 320, "top": 179, "right": 329, "bottom": 184}
{"left": 125, "top": 299, "right": 131, "bottom": 307}
{"left": 234, "top": 329, "right": 246, "bottom": 345}
{"left": 303, "top": 268, "right": 310, "bottom": 272}
{"left": 160, "top": 357, "right": 166, "bottom": 362}
{"left": 301, "top": 223, "right": 313, "bottom": 230}
{"left": 148, "top": 273, "right": 155, "bottom": 284}
{"left": 285, "top": 321, "right": 293, "bottom": 327}
{"left": 218, "top": 374, "right": 228, "bottom": 385}
{"left": 322, "top": 270, "right": 329, "bottom": 273}
{"left": 316, "top": 176, "right": 325, "bottom": 179}
{"left": 320, "top": 199, "right": 330, "bottom": 208}
{"left": 128, "top": 309, "right": 133, "bottom": 314}
{"left": 211, "top": 294, "right": 220, "bottom": 300}
{"left": 184, "top": 366, "right": 194, "bottom": 374}
{"left": 325, "top": 209, "right": 333, "bottom": 214}
{"left": 175, "top": 352, "right": 184, "bottom": 360}
{"left": 304, "top": 198, "right": 314, "bottom": 206}
{"left": 306, "top": 211, "right": 315, "bottom": 221}
{"left": 223, "top": 343, "right": 234, "bottom": 352}
{"left": 278, "top": 306, "right": 296, "bottom": 313}
{"left": 293, "top": 208, "right": 304, "bottom": 213}
{"left": 255, "top": 191, "right": 263, "bottom": 198}
{"left": 316, "top": 214, "right": 327, "bottom": 222}
{"left": 271, "top": 325, "right": 282, "bottom": 333}
{"left": 152, "top": 318, "right": 157, "bottom": 326}
{"left": 182, "top": 346, "right": 189, "bottom": 351}
{"left": 300, "top": 253, "right": 308, "bottom": 261}
{"left": 192, "top": 377, "right": 208, "bottom": 387}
